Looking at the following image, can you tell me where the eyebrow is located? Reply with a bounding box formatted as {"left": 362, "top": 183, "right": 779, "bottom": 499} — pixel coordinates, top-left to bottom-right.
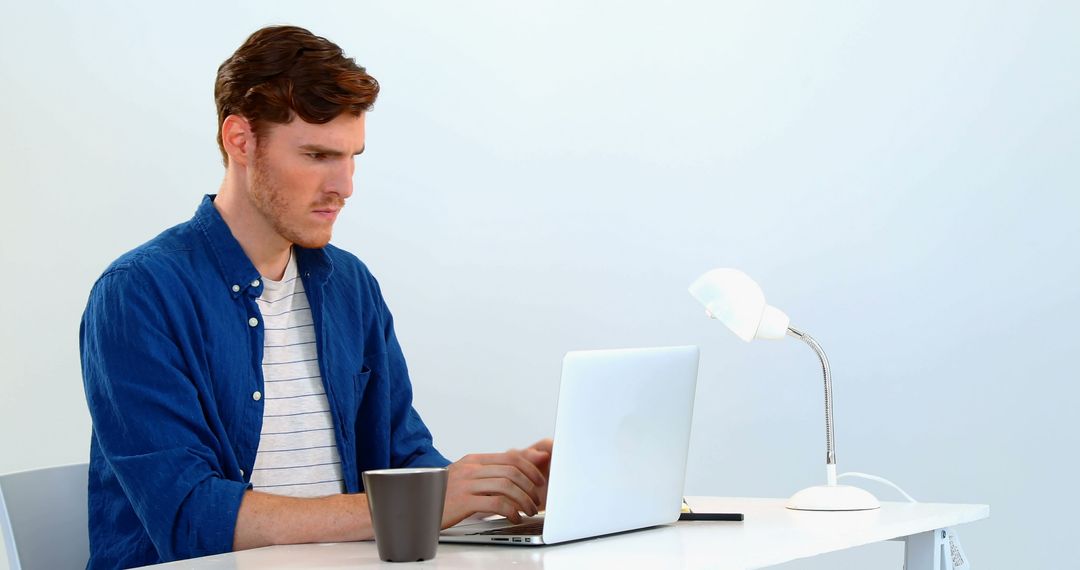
{"left": 298, "top": 144, "right": 366, "bottom": 156}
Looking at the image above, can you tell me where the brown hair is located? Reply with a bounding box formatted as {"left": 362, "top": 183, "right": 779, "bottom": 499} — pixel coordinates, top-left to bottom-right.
{"left": 214, "top": 25, "right": 379, "bottom": 165}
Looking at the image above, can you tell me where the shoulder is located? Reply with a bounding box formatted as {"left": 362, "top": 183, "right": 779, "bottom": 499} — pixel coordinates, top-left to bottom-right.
{"left": 91, "top": 220, "right": 199, "bottom": 296}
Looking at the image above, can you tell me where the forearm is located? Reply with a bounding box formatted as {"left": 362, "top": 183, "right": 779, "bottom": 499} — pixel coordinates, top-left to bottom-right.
{"left": 233, "top": 490, "right": 374, "bottom": 551}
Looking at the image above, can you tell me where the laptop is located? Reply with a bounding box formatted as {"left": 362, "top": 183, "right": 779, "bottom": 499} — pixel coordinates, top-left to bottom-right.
{"left": 440, "top": 345, "right": 699, "bottom": 545}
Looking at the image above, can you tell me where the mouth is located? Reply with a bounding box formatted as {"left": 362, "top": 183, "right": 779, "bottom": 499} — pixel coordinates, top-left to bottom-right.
{"left": 312, "top": 208, "right": 340, "bottom": 222}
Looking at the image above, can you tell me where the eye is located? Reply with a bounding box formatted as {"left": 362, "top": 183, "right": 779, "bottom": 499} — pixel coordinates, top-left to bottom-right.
{"left": 306, "top": 152, "right": 327, "bottom": 161}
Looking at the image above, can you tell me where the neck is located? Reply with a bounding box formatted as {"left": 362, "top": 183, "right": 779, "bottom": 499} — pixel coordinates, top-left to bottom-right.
{"left": 215, "top": 168, "right": 292, "bottom": 281}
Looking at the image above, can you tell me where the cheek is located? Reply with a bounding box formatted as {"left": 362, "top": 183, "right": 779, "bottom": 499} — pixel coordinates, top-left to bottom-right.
{"left": 281, "top": 165, "right": 323, "bottom": 198}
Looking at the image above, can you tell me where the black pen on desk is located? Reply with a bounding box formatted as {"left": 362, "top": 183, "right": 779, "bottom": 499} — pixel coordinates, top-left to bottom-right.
{"left": 679, "top": 512, "right": 744, "bottom": 521}
{"left": 680, "top": 498, "right": 744, "bottom": 521}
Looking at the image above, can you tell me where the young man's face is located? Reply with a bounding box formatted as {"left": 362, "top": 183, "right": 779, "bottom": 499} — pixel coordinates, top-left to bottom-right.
{"left": 248, "top": 112, "right": 366, "bottom": 249}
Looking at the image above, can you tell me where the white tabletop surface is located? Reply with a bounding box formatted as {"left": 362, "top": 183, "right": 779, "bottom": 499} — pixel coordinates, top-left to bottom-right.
{"left": 138, "top": 497, "right": 989, "bottom": 569}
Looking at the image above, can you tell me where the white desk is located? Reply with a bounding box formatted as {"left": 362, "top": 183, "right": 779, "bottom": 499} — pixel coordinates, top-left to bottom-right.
{"left": 139, "top": 497, "right": 988, "bottom": 569}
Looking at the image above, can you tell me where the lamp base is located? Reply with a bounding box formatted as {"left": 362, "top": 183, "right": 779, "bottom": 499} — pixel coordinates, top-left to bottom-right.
{"left": 786, "top": 484, "right": 880, "bottom": 511}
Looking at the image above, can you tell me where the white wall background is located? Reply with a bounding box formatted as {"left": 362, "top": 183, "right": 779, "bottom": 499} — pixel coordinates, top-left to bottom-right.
{"left": 1, "top": 1, "right": 1076, "bottom": 568}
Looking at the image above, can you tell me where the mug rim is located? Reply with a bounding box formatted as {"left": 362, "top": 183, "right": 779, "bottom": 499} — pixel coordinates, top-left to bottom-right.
{"left": 363, "top": 467, "right": 448, "bottom": 476}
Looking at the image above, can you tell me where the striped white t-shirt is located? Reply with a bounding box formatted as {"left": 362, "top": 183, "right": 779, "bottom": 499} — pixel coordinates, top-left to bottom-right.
{"left": 249, "top": 250, "right": 346, "bottom": 497}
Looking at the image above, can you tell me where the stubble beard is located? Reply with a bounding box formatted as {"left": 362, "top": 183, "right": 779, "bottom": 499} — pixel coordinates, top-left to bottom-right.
{"left": 250, "top": 153, "right": 336, "bottom": 249}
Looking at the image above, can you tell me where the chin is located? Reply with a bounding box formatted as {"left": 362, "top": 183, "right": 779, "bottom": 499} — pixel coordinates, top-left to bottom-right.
{"left": 294, "top": 236, "right": 333, "bottom": 249}
{"left": 286, "top": 229, "right": 333, "bottom": 249}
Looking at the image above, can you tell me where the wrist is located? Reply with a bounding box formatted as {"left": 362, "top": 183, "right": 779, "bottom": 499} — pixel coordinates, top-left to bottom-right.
{"left": 347, "top": 493, "right": 375, "bottom": 541}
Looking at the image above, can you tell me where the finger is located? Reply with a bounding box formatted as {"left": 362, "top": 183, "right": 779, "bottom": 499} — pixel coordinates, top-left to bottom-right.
{"left": 523, "top": 448, "right": 551, "bottom": 470}
{"left": 460, "top": 451, "right": 547, "bottom": 488}
{"left": 447, "top": 462, "right": 542, "bottom": 506}
{"left": 501, "top": 452, "right": 547, "bottom": 488}
{"left": 529, "top": 438, "right": 554, "bottom": 454}
{"left": 466, "top": 477, "right": 539, "bottom": 516}
{"left": 466, "top": 464, "right": 542, "bottom": 505}
{"left": 476, "top": 495, "right": 525, "bottom": 524}
{"left": 442, "top": 495, "right": 521, "bottom": 527}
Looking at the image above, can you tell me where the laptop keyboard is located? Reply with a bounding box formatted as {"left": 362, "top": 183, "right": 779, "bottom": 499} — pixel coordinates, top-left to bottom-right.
{"left": 474, "top": 519, "right": 545, "bottom": 536}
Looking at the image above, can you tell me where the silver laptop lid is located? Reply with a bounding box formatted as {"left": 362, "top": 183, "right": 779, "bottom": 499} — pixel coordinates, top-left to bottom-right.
{"left": 541, "top": 345, "right": 699, "bottom": 544}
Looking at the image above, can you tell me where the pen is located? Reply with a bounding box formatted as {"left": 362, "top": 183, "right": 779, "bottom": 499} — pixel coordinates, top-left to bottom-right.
{"left": 679, "top": 512, "right": 744, "bottom": 521}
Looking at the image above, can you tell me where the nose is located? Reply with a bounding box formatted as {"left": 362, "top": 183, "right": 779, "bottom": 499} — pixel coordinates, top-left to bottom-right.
{"left": 327, "top": 158, "right": 355, "bottom": 200}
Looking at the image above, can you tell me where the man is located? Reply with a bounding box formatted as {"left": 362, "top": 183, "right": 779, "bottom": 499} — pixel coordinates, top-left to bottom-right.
{"left": 81, "top": 25, "right": 550, "bottom": 569}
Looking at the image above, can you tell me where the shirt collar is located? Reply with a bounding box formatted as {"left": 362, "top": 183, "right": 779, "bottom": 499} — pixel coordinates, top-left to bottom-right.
{"left": 295, "top": 241, "right": 333, "bottom": 286}
{"left": 192, "top": 194, "right": 264, "bottom": 299}
{"left": 191, "top": 194, "right": 333, "bottom": 298}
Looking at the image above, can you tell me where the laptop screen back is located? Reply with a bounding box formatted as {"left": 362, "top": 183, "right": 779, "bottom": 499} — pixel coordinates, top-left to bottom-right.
{"left": 541, "top": 345, "right": 700, "bottom": 544}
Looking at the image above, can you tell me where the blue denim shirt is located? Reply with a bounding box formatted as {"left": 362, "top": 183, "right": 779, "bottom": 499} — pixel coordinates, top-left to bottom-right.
{"left": 80, "top": 195, "right": 449, "bottom": 569}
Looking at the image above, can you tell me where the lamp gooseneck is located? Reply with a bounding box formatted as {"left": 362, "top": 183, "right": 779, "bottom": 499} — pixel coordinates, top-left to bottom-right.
{"left": 785, "top": 326, "right": 837, "bottom": 486}
{"left": 688, "top": 267, "right": 879, "bottom": 510}
{"left": 782, "top": 324, "right": 879, "bottom": 510}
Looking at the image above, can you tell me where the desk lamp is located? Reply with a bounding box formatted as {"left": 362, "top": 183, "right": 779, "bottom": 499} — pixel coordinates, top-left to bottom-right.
{"left": 689, "top": 268, "right": 879, "bottom": 511}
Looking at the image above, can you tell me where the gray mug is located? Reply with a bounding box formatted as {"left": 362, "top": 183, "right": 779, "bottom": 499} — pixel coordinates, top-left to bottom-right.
{"left": 362, "top": 467, "right": 449, "bottom": 562}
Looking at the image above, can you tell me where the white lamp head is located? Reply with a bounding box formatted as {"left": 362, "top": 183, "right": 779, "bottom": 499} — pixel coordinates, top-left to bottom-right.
{"left": 688, "top": 268, "right": 790, "bottom": 342}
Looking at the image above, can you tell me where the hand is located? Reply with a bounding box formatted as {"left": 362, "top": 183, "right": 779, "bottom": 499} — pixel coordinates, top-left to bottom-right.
{"left": 524, "top": 438, "right": 553, "bottom": 509}
{"left": 441, "top": 438, "right": 554, "bottom": 528}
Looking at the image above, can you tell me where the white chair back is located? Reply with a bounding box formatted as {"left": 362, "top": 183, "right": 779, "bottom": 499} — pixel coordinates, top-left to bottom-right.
{"left": 0, "top": 463, "right": 89, "bottom": 570}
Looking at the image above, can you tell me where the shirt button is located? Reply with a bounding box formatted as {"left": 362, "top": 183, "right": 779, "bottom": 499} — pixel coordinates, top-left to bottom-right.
{"left": 231, "top": 284, "right": 240, "bottom": 293}
{"left": 252, "top": 391, "right": 262, "bottom": 401}
{"left": 251, "top": 279, "right": 261, "bottom": 288}
{"left": 248, "top": 317, "right": 259, "bottom": 327}
{"left": 240, "top": 469, "right": 245, "bottom": 477}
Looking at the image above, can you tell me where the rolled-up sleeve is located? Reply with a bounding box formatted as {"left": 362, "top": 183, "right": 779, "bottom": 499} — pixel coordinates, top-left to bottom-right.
{"left": 81, "top": 266, "right": 247, "bottom": 561}
{"left": 368, "top": 275, "right": 450, "bottom": 469}
{"left": 383, "top": 319, "right": 451, "bottom": 468}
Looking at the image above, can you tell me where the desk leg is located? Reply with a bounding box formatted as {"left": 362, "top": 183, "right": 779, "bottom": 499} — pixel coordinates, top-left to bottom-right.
{"left": 904, "top": 529, "right": 946, "bottom": 570}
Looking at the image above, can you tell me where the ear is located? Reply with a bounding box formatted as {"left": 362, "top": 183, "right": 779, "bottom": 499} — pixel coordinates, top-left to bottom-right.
{"left": 221, "top": 115, "right": 256, "bottom": 168}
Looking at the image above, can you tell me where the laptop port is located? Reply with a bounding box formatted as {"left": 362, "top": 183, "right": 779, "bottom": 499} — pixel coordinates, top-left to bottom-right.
{"left": 512, "top": 538, "right": 522, "bottom": 542}
{"left": 493, "top": 537, "right": 510, "bottom": 542}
